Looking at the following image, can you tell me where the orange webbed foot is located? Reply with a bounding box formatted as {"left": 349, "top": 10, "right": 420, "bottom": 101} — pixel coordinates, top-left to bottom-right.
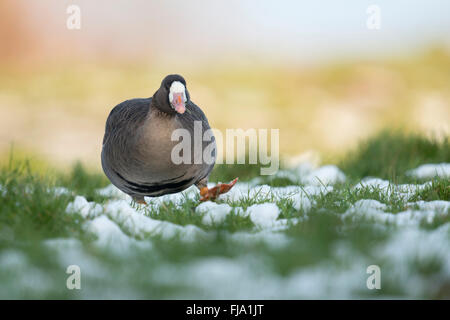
{"left": 133, "top": 198, "right": 147, "bottom": 205}
{"left": 199, "top": 177, "right": 238, "bottom": 202}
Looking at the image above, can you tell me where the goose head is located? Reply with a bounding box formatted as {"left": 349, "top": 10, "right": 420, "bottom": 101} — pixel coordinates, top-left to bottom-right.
{"left": 153, "top": 74, "right": 190, "bottom": 115}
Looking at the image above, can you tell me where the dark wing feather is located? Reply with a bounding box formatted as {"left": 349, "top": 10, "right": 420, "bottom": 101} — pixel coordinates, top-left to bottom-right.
{"left": 101, "top": 98, "right": 152, "bottom": 197}
{"left": 102, "top": 98, "right": 150, "bottom": 146}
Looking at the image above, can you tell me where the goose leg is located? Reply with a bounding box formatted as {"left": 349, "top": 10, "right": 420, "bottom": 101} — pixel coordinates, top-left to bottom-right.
{"left": 132, "top": 196, "right": 147, "bottom": 205}
{"left": 196, "top": 177, "right": 239, "bottom": 202}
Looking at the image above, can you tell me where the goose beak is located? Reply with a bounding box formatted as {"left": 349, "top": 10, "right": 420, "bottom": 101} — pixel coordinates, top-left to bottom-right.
{"left": 172, "top": 92, "right": 186, "bottom": 114}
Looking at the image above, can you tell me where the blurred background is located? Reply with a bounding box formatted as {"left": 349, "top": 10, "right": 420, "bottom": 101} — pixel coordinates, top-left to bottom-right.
{"left": 1, "top": 0, "right": 449, "bottom": 170}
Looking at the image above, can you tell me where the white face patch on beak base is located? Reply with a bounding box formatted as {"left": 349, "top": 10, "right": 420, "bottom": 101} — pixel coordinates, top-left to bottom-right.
{"left": 169, "top": 81, "right": 187, "bottom": 114}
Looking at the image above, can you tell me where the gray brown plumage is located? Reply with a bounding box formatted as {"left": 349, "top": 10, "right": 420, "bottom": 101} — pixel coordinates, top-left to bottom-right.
{"left": 101, "top": 74, "right": 217, "bottom": 203}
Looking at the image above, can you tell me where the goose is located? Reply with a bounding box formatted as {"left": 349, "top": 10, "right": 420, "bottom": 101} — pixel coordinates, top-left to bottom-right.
{"left": 101, "top": 74, "right": 237, "bottom": 203}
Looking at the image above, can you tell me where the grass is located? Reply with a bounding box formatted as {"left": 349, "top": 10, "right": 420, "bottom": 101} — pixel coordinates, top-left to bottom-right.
{"left": 339, "top": 130, "right": 449, "bottom": 182}
{"left": 411, "top": 177, "right": 449, "bottom": 202}
{"left": 0, "top": 160, "right": 85, "bottom": 244}
{"left": 0, "top": 131, "right": 449, "bottom": 299}
{"left": 58, "top": 162, "right": 110, "bottom": 203}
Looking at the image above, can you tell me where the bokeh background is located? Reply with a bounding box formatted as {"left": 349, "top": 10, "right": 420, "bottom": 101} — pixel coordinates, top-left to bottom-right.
{"left": 1, "top": 0, "right": 449, "bottom": 169}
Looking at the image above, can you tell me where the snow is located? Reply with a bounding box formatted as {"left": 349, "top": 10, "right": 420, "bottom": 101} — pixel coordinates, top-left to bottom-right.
{"left": 152, "top": 253, "right": 369, "bottom": 299}
{"left": 407, "top": 163, "right": 450, "bottom": 179}
{"left": 66, "top": 195, "right": 103, "bottom": 218}
{"left": 353, "top": 178, "right": 432, "bottom": 200}
{"left": 215, "top": 183, "right": 275, "bottom": 202}
{"left": 8, "top": 161, "right": 448, "bottom": 298}
{"left": 63, "top": 193, "right": 288, "bottom": 250}
{"left": 230, "top": 230, "right": 291, "bottom": 248}
{"left": 409, "top": 200, "right": 450, "bottom": 212}
{"left": 261, "top": 217, "right": 303, "bottom": 232}
{"left": 0, "top": 250, "right": 28, "bottom": 270}
{"left": 353, "top": 199, "right": 388, "bottom": 211}
{"left": 105, "top": 199, "right": 208, "bottom": 241}
{"left": 145, "top": 185, "right": 198, "bottom": 211}
{"left": 302, "top": 165, "right": 346, "bottom": 186}
{"left": 96, "top": 184, "right": 129, "bottom": 199}
{"left": 267, "top": 185, "right": 332, "bottom": 212}
{"left": 196, "top": 200, "right": 289, "bottom": 230}
{"left": 105, "top": 200, "right": 161, "bottom": 237}
{"left": 64, "top": 194, "right": 210, "bottom": 245}
{"left": 262, "top": 163, "right": 346, "bottom": 186}
{"left": 293, "top": 162, "right": 316, "bottom": 177}
{"left": 272, "top": 170, "right": 300, "bottom": 183}
{"left": 148, "top": 222, "right": 450, "bottom": 299}
{"left": 375, "top": 224, "right": 450, "bottom": 295}
{"left": 153, "top": 256, "right": 284, "bottom": 299}
{"left": 0, "top": 185, "right": 71, "bottom": 197}
{"left": 0, "top": 184, "right": 6, "bottom": 196}
{"left": 343, "top": 199, "right": 450, "bottom": 226}
{"left": 285, "top": 260, "right": 368, "bottom": 299}
{"left": 45, "top": 238, "right": 107, "bottom": 278}
{"left": 215, "top": 183, "right": 254, "bottom": 202}
{"left": 246, "top": 203, "right": 280, "bottom": 228}
{"left": 354, "top": 177, "right": 390, "bottom": 190}
{"left": 196, "top": 201, "right": 232, "bottom": 225}
{"left": 0, "top": 249, "right": 54, "bottom": 296}
{"left": 63, "top": 160, "right": 449, "bottom": 245}
{"left": 85, "top": 216, "right": 142, "bottom": 253}
{"left": 50, "top": 187, "right": 71, "bottom": 196}
{"left": 218, "top": 183, "right": 332, "bottom": 215}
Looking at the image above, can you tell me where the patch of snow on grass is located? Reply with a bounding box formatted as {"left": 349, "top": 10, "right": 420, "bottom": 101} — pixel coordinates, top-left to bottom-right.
{"left": 273, "top": 170, "right": 300, "bottom": 183}
{"left": 85, "top": 215, "right": 142, "bottom": 253}
{"left": 409, "top": 200, "right": 450, "bottom": 212}
{"left": 343, "top": 199, "right": 450, "bottom": 226}
{"left": 106, "top": 200, "right": 207, "bottom": 241}
{"left": 96, "top": 184, "right": 130, "bottom": 200}
{"left": 153, "top": 254, "right": 369, "bottom": 299}
{"left": 285, "top": 260, "right": 369, "bottom": 299}
{"left": 0, "top": 250, "right": 28, "bottom": 270}
{"left": 50, "top": 187, "right": 71, "bottom": 196}
{"left": 342, "top": 199, "right": 391, "bottom": 224}
{"left": 354, "top": 199, "right": 388, "bottom": 211}
{"left": 354, "top": 177, "right": 390, "bottom": 190}
{"left": 248, "top": 185, "right": 272, "bottom": 200}
{"left": 45, "top": 238, "right": 107, "bottom": 278}
{"left": 407, "top": 163, "right": 450, "bottom": 179}
{"left": 155, "top": 256, "right": 284, "bottom": 299}
{"left": 247, "top": 203, "right": 280, "bottom": 228}
{"left": 264, "top": 217, "right": 303, "bottom": 232}
{"left": 0, "top": 249, "right": 54, "bottom": 296}
{"left": 196, "top": 201, "right": 232, "bottom": 225}
{"left": 230, "top": 231, "right": 291, "bottom": 248}
{"left": 145, "top": 185, "right": 198, "bottom": 211}
{"left": 250, "top": 163, "right": 345, "bottom": 186}
{"left": 292, "top": 162, "right": 315, "bottom": 178}
{"left": 0, "top": 184, "right": 6, "bottom": 197}
{"left": 66, "top": 196, "right": 103, "bottom": 218}
{"left": 353, "top": 178, "right": 432, "bottom": 200}
{"left": 375, "top": 223, "right": 450, "bottom": 296}
{"left": 218, "top": 183, "right": 333, "bottom": 214}
{"left": 272, "top": 185, "right": 332, "bottom": 212}
{"left": 302, "top": 165, "right": 346, "bottom": 186}
{"left": 215, "top": 183, "right": 270, "bottom": 202}
{"left": 152, "top": 223, "right": 450, "bottom": 299}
